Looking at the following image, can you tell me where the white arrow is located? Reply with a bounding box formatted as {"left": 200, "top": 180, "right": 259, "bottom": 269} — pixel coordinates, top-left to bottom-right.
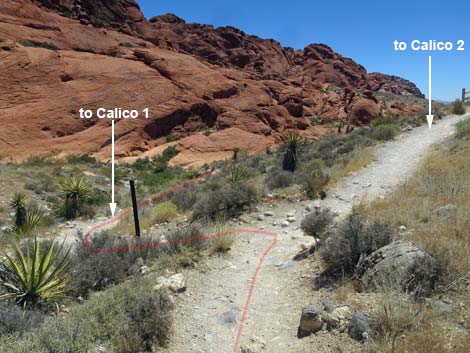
{"left": 426, "top": 56, "right": 434, "bottom": 128}
{"left": 109, "top": 120, "right": 117, "bottom": 216}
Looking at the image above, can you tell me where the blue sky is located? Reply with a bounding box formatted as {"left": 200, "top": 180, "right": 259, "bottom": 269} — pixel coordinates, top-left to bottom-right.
{"left": 138, "top": 0, "right": 469, "bottom": 101}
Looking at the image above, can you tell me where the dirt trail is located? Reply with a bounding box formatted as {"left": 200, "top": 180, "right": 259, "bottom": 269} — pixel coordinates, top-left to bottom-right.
{"left": 164, "top": 114, "right": 468, "bottom": 353}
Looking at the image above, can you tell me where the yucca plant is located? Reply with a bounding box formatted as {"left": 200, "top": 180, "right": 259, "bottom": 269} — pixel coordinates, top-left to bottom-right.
{"left": 14, "top": 208, "right": 44, "bottom": 236}
{"left": 9, "top": 193, "right": 27, "bottom": 229}
{"left": 226, "top": 164, "right": 250, "bottom": 183}
{"left": 282, "top": 130, "right": 303, "bottom": 172}
{"left": 0, "top": 238, "right": 71, "bottom": 307}
{"left": 62, "top": 177, "right": 92, "bottom": 219}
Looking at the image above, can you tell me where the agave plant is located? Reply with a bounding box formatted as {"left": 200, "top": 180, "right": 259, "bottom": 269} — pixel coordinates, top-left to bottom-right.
{"left": 0, "top": 238, "right": 71, "bottom": 307}
{"left": 62, "top": 177, "right": 92, "bottom": 219}
{"left": 9, "top": 193, "right": 28, "bottom": 229}
{"left": 14, "top": 208, "right": 44, "bottom": 236}
{"left": 226, "top": 164, "right": 250, "bottom": 184}
{"left": 282, "top": 130, "right": 304, "bottom": 172}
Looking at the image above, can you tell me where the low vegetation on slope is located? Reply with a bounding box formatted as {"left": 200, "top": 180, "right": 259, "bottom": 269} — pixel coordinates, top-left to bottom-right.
{"left": 0, "top": 110, "right": 451, "bottom": 352}
{"left": 354, "top": 118, "right": 470, "bottom": 352}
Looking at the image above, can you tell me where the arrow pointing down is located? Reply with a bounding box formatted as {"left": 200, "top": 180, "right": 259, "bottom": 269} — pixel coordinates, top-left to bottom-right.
{"left": 426, "top": 56, "right": 434, "bottom": 128}
{"left": 109, "top": 120, "right": 117, "bottom": 216}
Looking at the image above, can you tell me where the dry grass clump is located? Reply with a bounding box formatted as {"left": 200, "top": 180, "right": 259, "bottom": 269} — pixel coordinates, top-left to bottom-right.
{"left": 326, "top": 147, "right": 375, "bottom": 189}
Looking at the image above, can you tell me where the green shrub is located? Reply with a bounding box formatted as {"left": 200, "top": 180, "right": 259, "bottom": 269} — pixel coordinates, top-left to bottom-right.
{"left": 119, "top": 42, "right": 135, "bottom": 48}
{"left": 266, "top": 170, "right": 294, "bottom": 189}
{"left": 67, "top": 232, "right": 161, "bottom": 297}
{"left": 66, "top": 155, "right": 96, "bottom": 164}
{"left": 171, "top": 187, "right": 199, "bottom": 211}
{"left": 0, "top": 303, "right": 45, "bottom": 336}
{"left": 451, "top": 99, "right": 466, "bottom": 115}
{"left": 297, "top": 160, "right": 329, "bottom": 198}
{"left": 320, "top": 212, "right": 395, "bottom": 275}
{"left": 282, "top": 131, "right": 303, "bottom": 172}
{"left": 371, "top": 125, "right": 399, "bottom": 141}
{"left": 456, "top": 118, "right": 470, "bottom": 138}
{"left": 301, "top": 208, "right": 334, "bottom": 238}
{"left": 166, "top": 135, "right": 180, "bottom": 143}
{"left": 154, "top": 201, "right": 178, "bottom": 224}
{"left": 19, "top": 40, "right": 59, "bottom": 51}
{"left": 192, "top": 182, "right": 258, "bottom": 221}
{"left": 0, "top": 281, "right": 173, "bottom": 353}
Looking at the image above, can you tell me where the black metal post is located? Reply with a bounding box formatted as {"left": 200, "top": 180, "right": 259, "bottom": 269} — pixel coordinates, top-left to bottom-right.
{"left": 129, "top": 179, "right": 141, "bottom": 237}
{"left": 463, "top": 88, "right": 466, "bottom": 103}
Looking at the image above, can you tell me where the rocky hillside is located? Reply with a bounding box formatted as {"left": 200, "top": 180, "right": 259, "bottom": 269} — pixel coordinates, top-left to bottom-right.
{"left": 0, "top": 0, "right": 424, "bottom": 166}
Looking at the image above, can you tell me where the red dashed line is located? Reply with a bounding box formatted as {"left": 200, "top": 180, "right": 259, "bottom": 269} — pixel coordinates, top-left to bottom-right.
{"left": 83, "top": 169, "right": 278, "bottom": 352}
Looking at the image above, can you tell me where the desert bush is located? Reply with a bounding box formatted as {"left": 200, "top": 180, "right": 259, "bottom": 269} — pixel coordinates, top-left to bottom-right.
{"left": 165, "top": 225, "right": 205, "bottom": 255}
{"left": 297, "top": 160, "right": 329, "bottom": 198}
{"left": 371, "top": 124, "right": 398, "bottom": 141}
{"left": 171, "top": 187, "right": 199, "bottom": 210}
{"left": 456, "top": 118, "right": 470, "bottom": 138}
{"left": 372, "top": 295, "right": 420, "bottom": 351}
{"left": 451, "top": 99, "right": 466, "bottom": 115}
{"left": 154, "top": 201, "right": 178, "bottom": 224}
{"left": 67, "top": 232, "right": 161, "bottom": 296}
{"left": 300, "top": 208, "right": 333, "bottom": 238}
{"left": 320, "top": 212, "right": 395, "bottom": 275}
{"left": 209, "top": 221, "right": 235, "bottom": 253}
{"left": 0, "top": 280, "right": 173, "bottom": 353}
{"left": 19, "top": 40, "right": 59, "bottom": 51}
{"left": 266, "top": 170, "right": 294, "bottom": 189}
{"left": 192, "top": 182, "right": 258, "bottom": 221}
{"left": 0, "top": 304, "right": 45, "bottom": 337}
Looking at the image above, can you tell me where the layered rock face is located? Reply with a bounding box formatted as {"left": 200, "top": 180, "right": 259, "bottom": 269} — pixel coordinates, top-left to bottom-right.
{"left": 0, "top": 0, "right": 424, "bottom": 166}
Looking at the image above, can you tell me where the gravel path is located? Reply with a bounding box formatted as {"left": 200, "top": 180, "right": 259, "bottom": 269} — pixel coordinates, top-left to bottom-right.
{"left": 165, "top": 114, "right": 468, "bottom": 353}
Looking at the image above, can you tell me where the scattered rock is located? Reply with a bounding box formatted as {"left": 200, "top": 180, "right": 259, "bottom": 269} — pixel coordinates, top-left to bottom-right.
{"left": 281, "top": 221, "right": 289, "bottom": 228}
{"left": 398, "top": 225, "right": 407, "bottom": 232}
{"left": 154, "top": 273, "right": 186, "bottom": 293}
{"left": 240, "top": 336, "right": 266, "bottom": 353}
{"left": 219, "top": 311, "right": 237, "bottom": 324}
{"left": 323, "top": 299, "right": 336, "bottom": 313}
{"left": 425, "top": 299, "right": 454, "bottom": 314}
{"left": 298, "top": 305, "right": 323, "bottom": 338}
{"left": 293, "top": 244, "right": 316, "bottom": 261}
{"left": 348, "top": 311, "right": 371, "bottom": 341}
{"left": 435, "top": 204, "right": 457, "bottom": 218}
{"left": 287, "top": 216, "right": 296, "bottom": 223}
{"left": 256, "top": 215, "right": 264, "bottom": 221}
{"left": 264, "top": 211, "right": 274, "bottom": 217}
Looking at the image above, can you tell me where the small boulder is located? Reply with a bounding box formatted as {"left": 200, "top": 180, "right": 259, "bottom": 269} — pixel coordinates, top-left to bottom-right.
{"left": 298, "top": 305, "right": 323, "bottom": 338}
{"left": 355, "top": 241, "right": 435, "bottom": 291}
{"left": 154, "top": 273, "right": 186, "bottom": 293}
{"left": 435, "top": 204, "right": 457, "bottom": 218}
{"left": 348, "top": 311, "right": 371, "bottom": 341}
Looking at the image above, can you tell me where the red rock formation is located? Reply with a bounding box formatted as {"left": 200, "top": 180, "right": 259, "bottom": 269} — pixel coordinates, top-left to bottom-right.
{"left": 0, "top": 0, "right": 424, "bottom": 165}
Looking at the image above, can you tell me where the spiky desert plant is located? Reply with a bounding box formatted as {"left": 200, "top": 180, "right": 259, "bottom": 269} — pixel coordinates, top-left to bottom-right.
{"left": 232, "top": 147, "right": 240, "bottom": 161}
{"left": 9, "top": 193, "right": 27, "bottom": 229}
{"left": 227, "top": 164, "right": 250, "bottom": 184}
{"left": 62, "top": 177, "right": 92, "bottom": 219}
{"left": 0, "top": 238, "right": 71, "bottom": 307}
{"left": 14, "top": 208, "right": 44, "bottom": 236}
{"left": 282, "top": 130, "right": 303, "bottom": 172}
